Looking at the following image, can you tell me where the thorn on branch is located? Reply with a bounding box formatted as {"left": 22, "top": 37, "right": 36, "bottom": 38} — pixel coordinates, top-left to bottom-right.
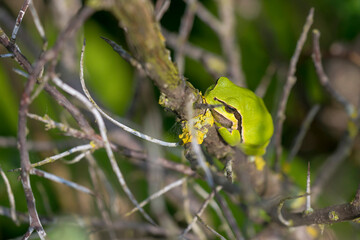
{"left": 305, "top": 161, "right": 313, "bottom": 215}
{"left": 101, "top": 36, "right": 144, "bottom": 72}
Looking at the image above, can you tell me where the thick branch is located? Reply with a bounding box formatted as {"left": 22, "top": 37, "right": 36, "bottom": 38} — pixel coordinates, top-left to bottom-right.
{"left": 284, "top": 199, "right": 360, "bottom": 226}
{"left": 90, "top": 0, "right": 199, "bottom": 119}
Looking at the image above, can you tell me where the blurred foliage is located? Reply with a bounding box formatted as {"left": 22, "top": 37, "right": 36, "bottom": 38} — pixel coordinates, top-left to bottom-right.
{"left": 0, "top": 0, "right": 360, "bottom": 239}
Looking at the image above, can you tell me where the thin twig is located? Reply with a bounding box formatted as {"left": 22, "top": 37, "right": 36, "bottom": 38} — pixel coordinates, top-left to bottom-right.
{"left": 255, "top": 63, "right": 276, "bottom": 98}
{"left": 51, "top": 74, "right": 156, "bottom": 224}
{"left": 0, "top": 136, "right": 83, "bottom": 152}
{"left": 28, "top": 2, "right": 47, "bottom": 47}
{"left": 0, "top": 53, "right": 14, "bottom": 58}
{"left": 193, "top": 184, "right": 236, "bottom": 239}
{"left": 278, "top": 198, "right": 292, "bottom": 226}
{"left": 10, "top": 143, "right": 95, "bottom": 172}
{"left": 86, "top": 153, "right": 116, "bottom": 239}
{"left": 180, "top": 186, "right": 222, "bottom": 237}
{"left": 163, "top": 29, "right": 227, "bottom": 78}
{"left": 30, "top": 168, "right": 94, "bottom": 196}
{"left": 196, "top": 215, "right": 227, "bottom": 240}
{"left": 274, "top": 8, "right": 314, "bottom": 171}
{"left": 287, "top": 104, "right": 320, "bottom": 163}
{"left": 11, "top": 0, "right": 31, "bottom": 43}
{"left": 126, "top": 177, "right": 188, "bottom": 216}
{"left": 0, "top": 206, "right": 42, "bottom": 224}
{"left": 27, "top": 113, "right": 87, "bottom": 139}
{"left": 175, "top": 0, "right": 196, "bottom": 75}
{"left": 0, "top": 26, "right": 32, "bottom": 71}
{"left": 62, "top": 151, "right": 89, "bottom": 165}
{"left": 155, "top": 0, "right": 171, "bottom": 21}
{"left": 86, "top": 152, "right": 120, "bottom": 214}
{"left": 310, "top": 29, "right": 359, "bottom": 200}
{"left": 16, "top": 9, "right": 47, "bottom": 239}
{"left": 186, "top": 0, "right": 222, "bottom": 34}
{"left": 0, "top": 166, "right": 18, "bottom": 225}
{"left": 80, "top": 40, "right": 179, "bottom": 148}
{"left": 44, "top": 84, "right": 96, "bottom": 138}
{"left": 214, "top": 191, "right": 244, "bottom": 240}
{"left": 36, "top": 183, "right": 53, "bottom": 216}
{"left": 1, "top": 10, "right": 96, "bottom": 139}
{"left": 312, "top": 29, "right": 356, "bottom": 117}
{"left": 311, "top": 131, "right": 355, "bottom": 201}
{"left": 6, "top": 4, "right": 97, "bottom": 132}
{"left": 277, "top": 193, "right": 309, "bottom": 227}
{"left": 217, "top": 0, "right": 246, "bottom": 86}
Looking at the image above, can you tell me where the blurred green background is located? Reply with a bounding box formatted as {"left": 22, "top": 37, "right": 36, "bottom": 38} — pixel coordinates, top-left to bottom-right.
{"left": 0, "top": 0, "right": 360, "bottom": 238}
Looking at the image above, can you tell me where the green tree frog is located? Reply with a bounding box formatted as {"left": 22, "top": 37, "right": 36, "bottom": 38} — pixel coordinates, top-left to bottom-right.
{"left": 204, "top": 77, "right": 273, "bottom": 156}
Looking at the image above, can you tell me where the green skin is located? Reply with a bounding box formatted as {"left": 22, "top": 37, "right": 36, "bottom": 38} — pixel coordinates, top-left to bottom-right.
{"left": 204, "top": 77, "right": 274, "bottom": 156}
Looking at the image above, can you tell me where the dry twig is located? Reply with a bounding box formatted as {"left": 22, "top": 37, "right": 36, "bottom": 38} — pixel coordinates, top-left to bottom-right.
{"left": 274, "top": 8, "right": 314, "bottom": 171}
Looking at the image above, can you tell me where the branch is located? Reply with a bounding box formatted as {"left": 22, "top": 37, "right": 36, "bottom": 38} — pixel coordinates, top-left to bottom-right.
{"left": 311, "top": 29, "right": 359, "bottom": 201}
{"left": 51, "top": 74, "right": 156, "bottom": 225}
{"left": 89, "top": 0, "right": 198, "bottom": 119}
{"left": 274, "top": 8, "right": 314, "bottom": 171}
{"left": 217, "top": 0, "right": 246, "bottom": 86}
{"left": 163, "top": 29, "right": 227, "bottom": 78}
{"left": 175, "top": 0, "right": 196, "bottom": 75}
{"left": 283, "top": 197, "right": 360, "bottom": 226}
{"left": 311, "top": 29, "right": 356, "bottom": 117}
{"left": 0, "top": 11, "right": 96, "bottom": 138}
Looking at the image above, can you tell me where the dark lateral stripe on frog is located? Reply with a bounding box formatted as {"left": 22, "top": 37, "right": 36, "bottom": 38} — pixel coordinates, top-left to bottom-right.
{"left": 213, "top": 97, "right": 244, "bottom": 143}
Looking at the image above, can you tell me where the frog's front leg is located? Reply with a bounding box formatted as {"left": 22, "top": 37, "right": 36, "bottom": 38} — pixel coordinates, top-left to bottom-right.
{"left": 217, "top": 125, "right": 241, "bottom": 147}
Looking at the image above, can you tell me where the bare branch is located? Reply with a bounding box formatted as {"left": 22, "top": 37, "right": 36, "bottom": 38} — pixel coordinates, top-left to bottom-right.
{"left": 214, "top": 191, "right": 244, "bottom": 240}
{"left": 27, "top": 113, "right": 87, "bottom": 139}
{"left": 51, "top": 74, "right": 156, "bottom": 225}
{"left": 155, "top": 0, "right": 171, "bottom": 21}
{"left": 180, "top": 186, "right": 222, "bottom": 237}
{"left": 10, "top": 143, "right": 95, "bottom": 172}
{"left": 255, "top": 63, "right": 276, "bottom": 98}
{"left": 217, "top": 0, "right": 246, "bottom": 86}
{"left": 312, "top": 29, "right": 356, "bottom": 117}
{"left": 126, "top": 177, "right": 187, "bottom": 216}
{"left": 283, "top": 195, "right": 360, "bottom": 226}
{"left": 186, "top": 0, "right": 222, "bottom": 33}
{"left": 30, "top": 168, "right": 94, "bottom": 196}
{"left": 80, "top": 40, "right": 179, "bottom": 147}
{"left": 274, "top": 8, "right": 314, "bottom": 171}
{"left": 86, "top": 153, "right": 116, "bottom": 239}
{"left": 287, "top": 104, "right": 320, "bottom": 163}
{"left": 163, "top": 29, "right": 227, "bottom": 78}
{"left": 193, "top": 184, "right": 236, "bottom": 239}
{"left": 0, "top": 166, "right": 18, "bottom": 225}
{"left": 11, "top": 0, "right": 31, "bottom": 43}
{"left": 196, "top": 215, "right": 227, "bottom": 240}
{"left": 175, "top": 0, "right": 196, "bottom": 75}
{"left": 28, "top": 2, "right": 47, "bottom": 46}
{"left": 312, "top": 131, "right": 355, "bottom": 200}
{"left": 90, "top": 0, "right": 193, "bottom": 118}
